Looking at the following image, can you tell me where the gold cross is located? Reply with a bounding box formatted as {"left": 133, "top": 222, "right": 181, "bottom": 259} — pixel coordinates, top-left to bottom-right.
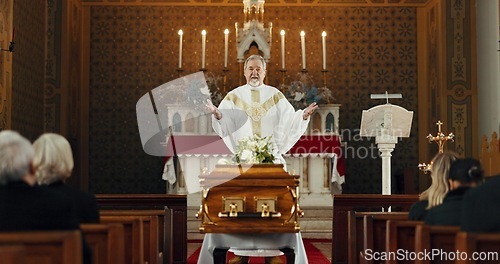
{"left": 426, "top": 120, "right": 454, "bottom": 153}
{"left": 436, "top": 121, "right": 443, "bottom": 133}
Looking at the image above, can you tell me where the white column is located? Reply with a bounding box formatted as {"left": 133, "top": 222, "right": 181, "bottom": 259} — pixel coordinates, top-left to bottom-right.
{"left": 375, "top": 135, "right": 397, "bottom": 195}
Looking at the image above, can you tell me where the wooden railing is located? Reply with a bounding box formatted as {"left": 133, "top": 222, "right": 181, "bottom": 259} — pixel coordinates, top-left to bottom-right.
{"left": 480, "top": 132, "right": 500, "bottom": 177}
{"left": 96, "top": 194, "right": 187, "bottom": 264}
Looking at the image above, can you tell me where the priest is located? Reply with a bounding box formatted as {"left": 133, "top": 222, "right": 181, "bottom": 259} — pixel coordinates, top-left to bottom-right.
{"left": 207, "top": 54, "right": 317, "bottom": 166}
{"left": 205, "top": 54, "right": 317, "bottom": 264}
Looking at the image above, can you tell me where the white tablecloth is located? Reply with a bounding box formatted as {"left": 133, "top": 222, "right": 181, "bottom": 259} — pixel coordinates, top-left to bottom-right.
{"left": 197, "top": 233, "right": 308, "bottom": 264}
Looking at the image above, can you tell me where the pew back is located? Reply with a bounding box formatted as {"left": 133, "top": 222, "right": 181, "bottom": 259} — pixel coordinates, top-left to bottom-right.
{"left": 455, "top": 232, "right": 500, "bottom": 264}
{"left": 346, "top": 212, "right": 408, "bottom": 264}
{"left": 415, "top": 225, "right": 460, "bottom": 264}
{"left": 101, "top": 210, "right": 165, "bottom": 264}
{"left": 0, "top": 245, "right": 26, "bottom": 264}
{"left": 100, "top": 215, "right": 144, "bottom": 264}
{"left": 0, "top": 230, "right": 82, "bottom": 264}
{"left": 386, "top": 220, "right": 424, "bottom": 264}
{"left": 81, "top": 223, "right": 125, "bottom": 264}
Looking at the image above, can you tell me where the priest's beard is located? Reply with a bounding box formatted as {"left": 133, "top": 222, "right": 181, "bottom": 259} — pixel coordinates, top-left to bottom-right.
{"left": 248, "top": 77, "right": 262, "bottom": 87}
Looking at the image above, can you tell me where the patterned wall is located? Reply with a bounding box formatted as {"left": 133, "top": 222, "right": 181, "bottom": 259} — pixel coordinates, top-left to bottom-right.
{"left": 88, "top": 5, "right": 419, "bottom": 194}
{"left": 11, "top": 0, "right": 46, "bottom": 140}
{"left": 0, "top": 0, "right": 13, "bottom": 129}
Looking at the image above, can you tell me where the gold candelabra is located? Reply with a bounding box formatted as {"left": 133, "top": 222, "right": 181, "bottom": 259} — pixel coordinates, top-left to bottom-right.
{"left": 280, "top": 69, "right": 286, "bottom": 93}
{"left": 418, "top": 120, "right": 455, "bottom": 173}
{"left": 222, "top": 67, "right": 229, "bottom": 93}
{"left": 322, "top": 70, "right": 328, "bottom": 88}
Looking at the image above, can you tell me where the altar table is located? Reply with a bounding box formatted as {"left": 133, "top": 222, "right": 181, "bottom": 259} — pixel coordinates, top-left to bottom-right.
{"left": 197, "top": 233, "right": 308, "bottom": 264}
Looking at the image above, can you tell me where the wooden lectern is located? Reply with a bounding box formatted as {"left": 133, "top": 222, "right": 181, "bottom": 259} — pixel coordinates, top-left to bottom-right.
{"left": 196, "top": 164, "right": 302, "bottom": 233}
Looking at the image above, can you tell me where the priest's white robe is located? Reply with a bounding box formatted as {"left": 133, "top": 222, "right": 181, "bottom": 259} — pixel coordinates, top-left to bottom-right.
{"left": 212, "top": 84, "right": 310, "bottom": 164}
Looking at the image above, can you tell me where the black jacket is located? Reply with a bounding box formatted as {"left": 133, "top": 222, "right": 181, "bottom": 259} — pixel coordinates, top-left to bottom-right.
{"left": 424, "top": 186, "right": 470, "bottom": 226}
{"left": 47, "top": 181, "right": 100, "bottom": 224}
{"left": 0, "top": 180, "right": 91, "bottom": 264}
{"left": 0, "top": 181, "right": 79, "bottom": 230}
{"left": 409, "top": 200, "right": 429, "bottom": 221}
{"left": 461, "top": 175, "right": 500, "bottom": 232}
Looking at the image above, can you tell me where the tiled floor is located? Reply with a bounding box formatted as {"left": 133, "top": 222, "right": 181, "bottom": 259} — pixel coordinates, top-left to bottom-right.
{"left": 187, "top": 240, "right": 332, "bottom": 262}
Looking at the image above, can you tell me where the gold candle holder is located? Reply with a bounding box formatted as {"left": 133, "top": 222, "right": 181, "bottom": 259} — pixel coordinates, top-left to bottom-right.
{"left": 222, "top": 67, "right": 229, "bottom": 93}
{"left": 280, "top": 69, "right": 286, "bottom": 93}
{"left": 322, "top": 70, "right": 328, "bottom": 88}
{"left": 418, "top": 120, "right": 455, "bottom": 173}
{"left": 426, "top": 120, "right": 455, "bottom": 153}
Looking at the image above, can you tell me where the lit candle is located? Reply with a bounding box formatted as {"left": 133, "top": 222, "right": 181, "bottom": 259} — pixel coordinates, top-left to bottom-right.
{"left": 322, "top": 31, "right": 327, "bottom": 70}
{"left": 280, "top": 30, "right": 286, "bottom": 69}
{"left": 201, "top": 30, "right": 207, "bottom": 69}
{"left": 178, "top": 29, "right": 183, "bottom": 68}
{"left": 224, "top": 29, "right": 229, "bottom": 68}
{"left": 300, "top": 31, "right": 306, "bottom": 70}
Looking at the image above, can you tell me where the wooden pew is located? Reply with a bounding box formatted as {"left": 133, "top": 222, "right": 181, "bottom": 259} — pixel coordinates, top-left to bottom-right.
{"left": 0, "top": 245, "right": 26, "bottom": 264}
{"left": 348, "top": 211, "right": 411, "bottom": 264}
{"left": 0, "top": 230, "right": 82, "bottom": 264}
{"left": 101, "top": 210, "right": 165, "bottom": 264}
{"left": 455, "top": 232, "right": 500, "bottom": 264}
{"left": 347, "top": 210, "right": 365, "bottom": 264}
{"left": 361, "top": 212, "right": 409, "bottom": 264}
{"left": 414, "top": 225, "right": 460, "bottom": 264}
{"left": 96, "top": 194, "right": 186, "bottom": 264}
{"left": 81, "top": 223, "right": 125, "bottom": 264}
{"left": 332, "top": 194, "right": 418, "bottom": 264}
{"left": 100, "top": 215, "right": 144, "bottom": 264}
{"left": 386, "top": 220, "right": 424, "bottom": 264}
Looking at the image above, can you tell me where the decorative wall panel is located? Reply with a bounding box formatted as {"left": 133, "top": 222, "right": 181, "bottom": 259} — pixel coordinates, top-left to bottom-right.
{"left": 12, "top": 0, "right": 46, "bottom": 139}
{"left": 0, "top": 0, "right": 13, "bottom": 129}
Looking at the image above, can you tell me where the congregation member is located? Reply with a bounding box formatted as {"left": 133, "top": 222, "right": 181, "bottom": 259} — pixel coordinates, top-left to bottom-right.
{"left": 33, "top": 133, "right": 100, "bottom": 224}
{"left": 0, "top": 130, "right": 79, "bottom": 230}
{"left": 408, "top": 152, "right": 457, "bottom": 221}
{"left": 461, "top": 174, "right": 500, "bottom": 232}
{"left": 0, "top": 130, "right": 91, "bottom": 264}
{"left": 424, "top": 158, "right": 484, "bottom": 226}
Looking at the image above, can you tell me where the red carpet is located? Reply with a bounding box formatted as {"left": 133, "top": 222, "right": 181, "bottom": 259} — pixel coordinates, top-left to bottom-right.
{"left": 187, "top": 239, "right": 330, "bottom": 263}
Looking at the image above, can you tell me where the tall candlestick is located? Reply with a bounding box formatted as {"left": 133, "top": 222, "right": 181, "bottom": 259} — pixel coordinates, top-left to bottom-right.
{"left": 300, "top": 31, "right": 306, "bottom": 70}
{"left": 201, "top": 30, "right": 207, "bottom": 69}
{"left": 178, "top": 29, "right": 183, "bottom": 68}
{"left": 224, "top": 29, "right": 229, "bottom": 68}
{"left": 280, "top": 30, "right": 286, "bottom": 69}
{"left": 322, "top": 31, "right": 327, "bottom": 70}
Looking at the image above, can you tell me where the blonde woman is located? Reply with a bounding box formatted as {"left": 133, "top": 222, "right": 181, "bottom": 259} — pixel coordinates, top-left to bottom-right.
{"left": 33, "top": 133, "right": 99, "bottom": 223}
{"left": 408, "top": 152, "right": 458, "bottom": 220}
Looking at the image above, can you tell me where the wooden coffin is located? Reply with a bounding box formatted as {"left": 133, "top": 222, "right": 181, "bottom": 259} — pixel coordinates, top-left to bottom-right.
{"left": 197, "top": 164, "right": 302, "bottom": 233}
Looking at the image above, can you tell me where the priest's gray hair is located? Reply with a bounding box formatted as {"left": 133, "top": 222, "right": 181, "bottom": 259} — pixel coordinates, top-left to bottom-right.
{"left": 244, "top": 55, "right": 267, "bottom": 71}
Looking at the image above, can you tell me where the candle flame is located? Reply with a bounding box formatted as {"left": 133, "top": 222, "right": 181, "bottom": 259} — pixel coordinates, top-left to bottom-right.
{"left": 322, "top": 31, "right": 327, "bottom": 37}
{"left": 201, "top": 30, "right": 206, "bottom": 35}
{"left": 300, "top": 31, "right": 305, "bottom": 36}
{"left": 280, "top": 30, "right": 285, "bottom": 36}
{"left": 178, "top": 29, "right": 183, "bottom": 35}
{"left": 224, "top": 29, "right": 229, "bottom": 35}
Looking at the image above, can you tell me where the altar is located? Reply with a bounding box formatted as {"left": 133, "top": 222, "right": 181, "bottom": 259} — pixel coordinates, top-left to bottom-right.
{"left": 158, "top": 102, "right": 344, "bottom": 208}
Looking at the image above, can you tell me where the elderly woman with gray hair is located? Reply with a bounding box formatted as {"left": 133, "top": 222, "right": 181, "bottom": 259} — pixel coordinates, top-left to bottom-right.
{"left": 33, "top": 133, "right": 99, "bottom": 223}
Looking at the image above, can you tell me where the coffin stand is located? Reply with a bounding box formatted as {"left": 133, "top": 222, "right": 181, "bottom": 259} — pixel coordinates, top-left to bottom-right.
{"left": 197, "top": 164, "right": 302, "bottom": 233}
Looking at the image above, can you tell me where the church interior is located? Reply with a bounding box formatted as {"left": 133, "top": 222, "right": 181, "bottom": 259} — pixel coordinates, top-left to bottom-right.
{"left": 0, "top": 0, "right": 499, "bottom": 263}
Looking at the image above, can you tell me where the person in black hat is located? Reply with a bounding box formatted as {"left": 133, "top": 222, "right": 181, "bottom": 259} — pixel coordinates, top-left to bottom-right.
{"left": 424, "top": 158, "right": 484, "bottom": 226}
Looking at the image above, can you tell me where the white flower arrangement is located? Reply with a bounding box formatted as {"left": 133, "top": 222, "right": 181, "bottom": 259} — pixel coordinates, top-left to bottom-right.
{"left": 234, "top": 135, "right": 275, "bottom": 164}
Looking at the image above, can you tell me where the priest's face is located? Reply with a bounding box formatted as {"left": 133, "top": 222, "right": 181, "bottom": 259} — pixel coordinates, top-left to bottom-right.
{"left": 244, "top": 59, "right": 266, "bottom": 87}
